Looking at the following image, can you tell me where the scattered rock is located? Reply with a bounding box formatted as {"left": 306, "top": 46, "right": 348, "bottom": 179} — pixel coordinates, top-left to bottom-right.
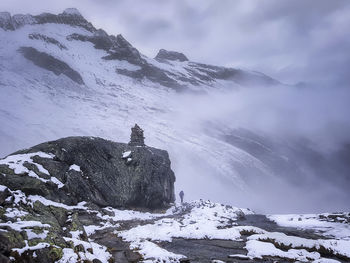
{"left": 28, "top": 33, "right": 67, "bottom": 50}
{"left": 155, "top": 49, "right": 189, "bottom": 62}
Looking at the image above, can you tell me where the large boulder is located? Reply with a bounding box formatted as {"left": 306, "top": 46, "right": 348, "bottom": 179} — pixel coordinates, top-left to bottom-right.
{"left": 155, "top": 49, "right": 189, "bottom": 62}
{"left": 0, "top": 136, "right": 175, "bottom": 209}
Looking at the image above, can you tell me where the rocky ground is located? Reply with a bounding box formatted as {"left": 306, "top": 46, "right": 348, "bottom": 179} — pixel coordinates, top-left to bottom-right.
{"left": 1, "top": 190, "right": 349, "bottom": 262}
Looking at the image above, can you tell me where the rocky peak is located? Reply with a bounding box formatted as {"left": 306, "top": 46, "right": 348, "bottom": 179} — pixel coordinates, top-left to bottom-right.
{"left": 12, "top": 14, "right": 36, "bottom": 28}
{"left": 34, "top": 8, "right": 95, "bottom": 32}
{"left": 0, "top": 11, "right": 12, "bottom": 30}
{"left": 0, "top": 8, "right": 95, "bottom": 32}
{"left": 0, "top": 12, "right": 37, "bottom": 30}
{"left": 155, "top": 49, "right": 189, "bottom": 62}
{"left": 94, "top": 28, "right": 109, "bottom": 38}
{"left": 103, "top": 34, "right": 142, "bottom": 64}
{"left": 114, "top": 34, "right": 141, "bottom": 57}
{"left": 62, "top": 8, "right": 83, "bottom": 17}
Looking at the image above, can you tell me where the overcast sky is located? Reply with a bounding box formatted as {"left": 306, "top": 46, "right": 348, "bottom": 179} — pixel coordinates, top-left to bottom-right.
{"left": 1, "top": 0, "right": 349, "bottom": 86}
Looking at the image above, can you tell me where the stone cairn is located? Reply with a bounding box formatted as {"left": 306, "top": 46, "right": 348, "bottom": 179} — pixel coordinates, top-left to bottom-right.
{"left": 129, "top": 124, "right": 145, "bottom": 146}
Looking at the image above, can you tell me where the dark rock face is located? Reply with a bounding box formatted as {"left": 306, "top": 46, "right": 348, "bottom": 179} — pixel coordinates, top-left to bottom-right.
{"left": 0, "top": 8, "right": 95, "bottom": 32}
{"left": 34, "top": 8, "right": 95, "bottom": 32}
{"left": 67, "top": 32, "right": 143, "bottom": 65}
{"left": 0, "top": 12, "right": 15, "bottom": 30}
{"left": 29, "top": 33, "right": 67, "bottom": 50}
{"left": 0, "top": 12, "right": 37, "bottom": 30}
{"left": 116, "top": 63, "right": 183, "bottom": 89}
{"left": 102, "top": 34, "right": 143, "bottom": 64}
{"left": 67, "top": 30, "right": 113, "bottom": 51}
{"left": 18, "top": 47, "right": 84, "bottom": 85}
{"left": 0, "top": 136, "right": 175, "bottom": 209}
{"left": 155, "top": 49, "right": 189, "bottom": 62}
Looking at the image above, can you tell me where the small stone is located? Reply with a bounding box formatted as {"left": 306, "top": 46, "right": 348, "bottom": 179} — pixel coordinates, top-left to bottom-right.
{"left": 74, "top": 244, "right": 85, "bottom": 252}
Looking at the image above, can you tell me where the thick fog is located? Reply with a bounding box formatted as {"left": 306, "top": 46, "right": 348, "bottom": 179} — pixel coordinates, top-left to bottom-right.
{"left": 169, "top": 83, "right": 350, "bottom": 213}
{"left": 172, "top": 85, "right": 350, "bottom": 151}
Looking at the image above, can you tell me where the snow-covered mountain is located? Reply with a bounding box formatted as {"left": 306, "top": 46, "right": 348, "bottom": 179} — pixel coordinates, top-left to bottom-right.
{"left": 0, "top": 8, "right": 349, "bottom": 213}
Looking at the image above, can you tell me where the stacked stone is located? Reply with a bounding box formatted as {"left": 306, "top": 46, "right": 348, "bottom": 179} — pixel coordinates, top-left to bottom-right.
{"left": 129, "top": 124, "right": 145, "bottom": 146}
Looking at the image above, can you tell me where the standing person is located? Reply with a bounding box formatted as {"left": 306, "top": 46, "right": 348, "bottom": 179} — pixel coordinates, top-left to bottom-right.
{"left": 179, "top": 190, "right": 184, "bottom": 204}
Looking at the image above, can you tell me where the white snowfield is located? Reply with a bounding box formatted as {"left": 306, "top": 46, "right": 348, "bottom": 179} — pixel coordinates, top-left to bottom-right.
{"left": 0, "top": 17, "right": 282, "bottom": 212}
{"left": 0, "top": 152, "right": 64, "bottom": 188}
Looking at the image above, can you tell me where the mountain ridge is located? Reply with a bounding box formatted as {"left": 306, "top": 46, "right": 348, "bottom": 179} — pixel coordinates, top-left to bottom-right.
{"left": 0, "top": 8, "right": 349, "bottom": 213}
{"left": 0, "top": 8, "right": 280, "bottom": 90}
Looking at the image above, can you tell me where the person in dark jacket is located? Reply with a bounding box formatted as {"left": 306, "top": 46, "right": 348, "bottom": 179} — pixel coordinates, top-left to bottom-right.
{"left": 179, "top": 190, "right": 184, "bottom": 204}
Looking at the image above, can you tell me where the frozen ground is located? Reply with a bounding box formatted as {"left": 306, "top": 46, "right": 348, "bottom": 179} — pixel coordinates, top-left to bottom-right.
{"left": 1, "top": 182, "right": 349, "bottom": 262}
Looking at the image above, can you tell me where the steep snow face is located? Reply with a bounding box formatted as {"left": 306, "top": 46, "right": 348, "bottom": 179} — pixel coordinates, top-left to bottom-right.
{"left": 0, "top": 10, "right": 349, "bottom": 213}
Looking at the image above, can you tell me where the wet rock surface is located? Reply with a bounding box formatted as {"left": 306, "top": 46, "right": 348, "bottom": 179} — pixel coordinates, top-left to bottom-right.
{"left": 236, "top": 214, "right": 325, "bottom": 240}
{"left": 156, "top": 214, "right": 348, "bottom": 263}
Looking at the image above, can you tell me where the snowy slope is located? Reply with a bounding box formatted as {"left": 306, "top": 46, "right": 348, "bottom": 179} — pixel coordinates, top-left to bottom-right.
{"left": 0, "top": 8, "right": 349, "bottom": 213}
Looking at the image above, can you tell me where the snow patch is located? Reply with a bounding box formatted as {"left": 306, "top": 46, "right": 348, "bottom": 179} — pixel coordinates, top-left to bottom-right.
{"left": 0, "top": 152, "right": 64, "bottom": 188}
{"left": 25, "top": 229, "right": 48, "bottom": 240}
{"left": 245, "top": 240, "right": 321, "bottom": 262}
{"left": 0, "top": 152, "right": 53, "bottom": 175}
{"left": 4, "top": 207, "right": 28, "bottom": 218}
{"left": 130, "top": 240, "right": 185, "bottom": 262}
{"left": 84, "top": 222, "right": 117, "bottom": 236}
{"left": 13, "top": 240, "right": 51, "bottom": 255}
{"left": 248, "top": 231, "right": 350, "bottom": 259}
{"left": 69, "top": 164, "right": 81, "bottom": 172}
{"left": 28, "top": 195, "right": 87, "bottom": 210}
{"left": 122, "top": 150, "right": 132, "bottom": 158}
{"left": 0, "top": 220, "right": 50, "bottom": 232}
{"left": 70, "top": 230, "right": 83, "bottom": 239}
{"left": 63, "top": 237, "right": 112, "bottom": 262}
